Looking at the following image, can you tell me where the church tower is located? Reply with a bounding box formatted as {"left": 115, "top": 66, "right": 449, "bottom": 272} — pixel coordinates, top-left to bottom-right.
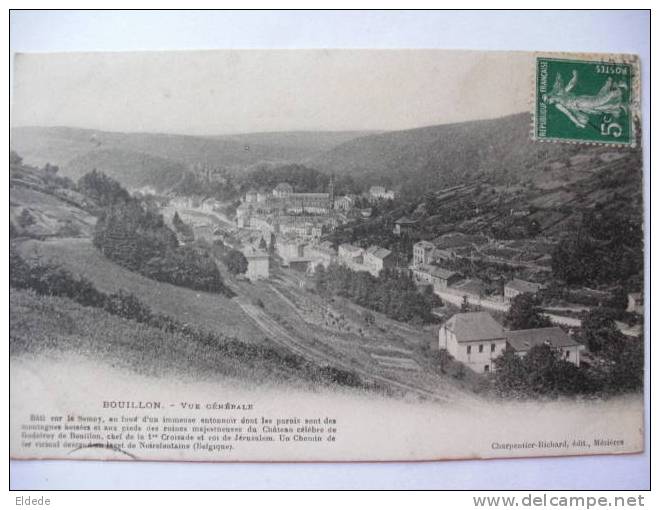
{"left": 329, "top": 173, "right": 335, "bottom": 210}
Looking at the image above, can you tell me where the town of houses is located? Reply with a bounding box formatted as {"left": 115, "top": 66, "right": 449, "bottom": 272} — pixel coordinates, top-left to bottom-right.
{"left": 164, "top": 179, "right": 643, "bottom": 377}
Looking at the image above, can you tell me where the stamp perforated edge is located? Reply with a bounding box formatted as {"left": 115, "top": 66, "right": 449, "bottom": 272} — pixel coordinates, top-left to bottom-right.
{"left": 530, "top": 51, "right": 641, "bottom": 148}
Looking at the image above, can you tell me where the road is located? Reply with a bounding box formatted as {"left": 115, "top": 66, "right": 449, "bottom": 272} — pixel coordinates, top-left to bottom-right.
{"left": 434, "top": 289, "right": 582, "bottom": 327}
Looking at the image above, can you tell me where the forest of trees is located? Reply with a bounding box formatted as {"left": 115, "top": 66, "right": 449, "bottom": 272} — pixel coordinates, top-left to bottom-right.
{"left": 79, "top": 171, "right": 231, "bottom": 295}
{"left": 240, "top": 163, "right": 359, "bottom": 195}
{"left": 492, "top": 301, "right": 644, "bottom": 398}
{"left": 313, "top": 264, "right": 440, "bottom": 323}
{"left": 552, "top": 206, "right": 643, "bottom": 287}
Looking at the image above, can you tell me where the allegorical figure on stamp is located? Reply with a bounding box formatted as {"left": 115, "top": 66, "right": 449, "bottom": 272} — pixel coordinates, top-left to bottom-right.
{"left": 546, "top": 70, "right": 628, "bottom": 128}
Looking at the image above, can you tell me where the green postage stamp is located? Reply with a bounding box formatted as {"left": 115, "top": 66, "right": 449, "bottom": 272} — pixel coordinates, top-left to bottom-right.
{"left": 534, "top": 56, "right": 636, "bottom": 145}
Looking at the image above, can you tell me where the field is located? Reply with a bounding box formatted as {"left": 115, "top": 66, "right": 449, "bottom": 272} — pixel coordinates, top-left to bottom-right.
{"left": 9, "top": 287, "right": 355, "bottom": 391}
{"left": 17, "top": 237, "right": 265, "bottom": 344}
{"left": 14, "top": 236, "right": 479, "bottom": 401}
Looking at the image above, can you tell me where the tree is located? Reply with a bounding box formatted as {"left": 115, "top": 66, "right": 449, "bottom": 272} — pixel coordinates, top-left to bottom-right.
{"left": 581, "top": 307, "right": 621, "bottom": 353}
{"left": 172, "top": 211, "right": 184, "bottom": 230}
{"left": 494, "top": 344, "right": 590, "bottom": 397}
{"left": 493, "top": 349, "right": 528, "bottom": 396}
{"left": 224, "top": 249, "right": 248, "bottom": 275}
{"left": 259, "top": 237, "right": 268, "bottom": 251}
{"left": 601, "top": 333, "right": 644, "bottom": 393}
{"left": 505, "top": 293, "right": 551, "bottom": 330}
{"left": 460, "top": 295, "right": 471, "bottom": 312}
{"left": 78, "top": 170, "right": 131, "bottom": 207}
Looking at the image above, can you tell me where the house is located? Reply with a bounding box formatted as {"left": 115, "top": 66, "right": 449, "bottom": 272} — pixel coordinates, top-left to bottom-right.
{"left": 256, "top": 189, "right": 270, "bottom": 202}
{"left": 505, "top": 327, "right": 584, "bottom": 366}
{"left": 369, "top": 186, "right": 397, "bottom": 201}
{"left": 627, "top": 292, "right": 643, "bottom": 315}
{"left": 243, "top": 247, "right": 270, "bottom": 281}
{"left": 200, "top": 198, "right": 222, "bottom": 213}
{"left": 439, "top": 312, "right": 507, "bottom": 373}
{"left": 363, "top": 246, "right": 394, "bottom": 276}
{"left": 393, "top": 216, "right": 417, "bottom": 236}
{"left": 431, "top": 232, "right": 489, "bottom": 259}
{"left": 304, "top": 241, "right": 336, "bottom": 270}
{"left": 411, "top": 265, "right": 460, "bottom": 291}
{"left": 338, "top": 243, "right": 364, "bottom": 264}
{"left": 451, "top": 278, "right": 486, "bottom": 299}
{"left": 504, "top": 278, "right": 543, "bottom": 300}
{"left": 245, "top": 188, "right": 258, "bottom": 203}
{"left": 235, "top": 203, "right": 252, "bottom": 228}
{"left": 412, "top": 240, "right": 436, "bottom": 267}
{"left": 334, "top": 195, "right": 356, "bottom": 211}
{"left": 273, "top": 182, "right": 294, "bottom": 198}
{"left": 275, "top": 235, "right": 306, "bottom": 266}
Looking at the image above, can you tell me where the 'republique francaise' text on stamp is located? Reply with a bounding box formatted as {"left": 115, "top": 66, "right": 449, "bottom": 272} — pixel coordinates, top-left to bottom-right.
{"left": 534, "top": 57, "right": 634, "bottom": 145}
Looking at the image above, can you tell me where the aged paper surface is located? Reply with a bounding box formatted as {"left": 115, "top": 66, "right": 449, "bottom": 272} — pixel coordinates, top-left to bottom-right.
{"left": 10, "top": 50, "right": 644, "bottom": 462}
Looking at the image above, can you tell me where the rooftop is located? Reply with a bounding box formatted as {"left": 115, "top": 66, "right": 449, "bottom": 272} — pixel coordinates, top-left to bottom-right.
{"left": 506, "top": 327, "right": 581, "bottom": 351}
{"left": 415, "top": 240, "right": 435, "bottom": 251}
{"left": 417, "top": 264, "right": 457, "bottom": 280}
{"left": 395, "top": 216, "right": 417, "bottom": 225}
{"left": 366, "top": 245, "right": 392, "bottom": 259}
{"left": 444, "top": 312, "right": 505, "bottom": 343}
{"left": 339, "top": 243, "right": 363, "bottom": 254}
{"left": 506, "top": 278, "right": 543, "bottom": 294}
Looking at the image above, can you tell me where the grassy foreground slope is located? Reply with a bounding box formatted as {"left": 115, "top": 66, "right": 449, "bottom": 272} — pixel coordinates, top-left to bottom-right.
{"left": 18, "top": 237, "right": 266, "bottom": 344}
{"left": 9, "top": 288, "right": 354, "bottom": 390}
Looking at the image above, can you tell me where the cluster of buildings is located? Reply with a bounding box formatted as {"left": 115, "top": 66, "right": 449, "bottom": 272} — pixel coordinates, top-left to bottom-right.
{"left": 410, "top": 235, "right": 545, "bottom": 301}
{"left": 235, "top": 181, "right": 346, "bottom": 241}
{"left": 337, "top": 243, "right": 395, "bottom": 277}
{"left": 368, "top": 186, "right": 398, "bottom": 201}
{"left": 169, "top": 195, "right": 224, "bottom": 213}
{"left": 439, "top": 311, "right": 584, "bottom": 373}
{"left": 271, "top": 235, "right": 395, "bottom": 278}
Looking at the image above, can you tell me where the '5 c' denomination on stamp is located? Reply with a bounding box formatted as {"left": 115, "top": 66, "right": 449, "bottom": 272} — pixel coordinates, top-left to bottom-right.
{"left": 534, "top": 56, "right": 635, "bottom": 145}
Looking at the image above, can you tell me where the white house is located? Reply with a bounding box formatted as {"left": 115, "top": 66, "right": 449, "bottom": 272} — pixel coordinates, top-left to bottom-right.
{"left": 338, "top": 243, "right": 364, "bottom": 263}
{"left": 369, "top": 186, "right": 397, "bottom": 201}
{"left": 363, "top": 246, "right": 394, "bottom": 276}
{"left": 504, "top": 278, "right": 543, "bottom": 300}
{"left": 243, "top": 247, "right": 270, "bottom": 281}
{"left": 245, "top": 188, "right": 258, "bottom": 203}
{"left": 411, "top": 265, "right": 460, "bottom": 291}
{"left": 273, "top": 182, "right": 294, "bottom": 198}
{"left": 304, "top": 241, "right": 336, "bottom": 270}
{"left": 505, "top": 327, "right": 584, "bottom": 366}
{"left": 276, "top": 235, "right": 306, "bottom": 266}
{"left": 412, "top": 240, "right": 435, "bottom": 267}
{"left": 439, "top": 312, "right": 507, "bottom": 373}
{"left": 334, "top": 195, "right": 356, "bottom": 211}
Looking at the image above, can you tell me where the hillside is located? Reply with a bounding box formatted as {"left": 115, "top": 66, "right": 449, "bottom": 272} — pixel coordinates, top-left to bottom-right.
{"left": 65, "top": 148, "right": 186, "bottom": 191}
{"left": 10, "top": 126, "right": 370, "bottom": 190}
{"left": 310, "top": 113, "right": 642, "bottom": 195}
{"left": 10, "top": 156, "right": 97, "bottom": 238}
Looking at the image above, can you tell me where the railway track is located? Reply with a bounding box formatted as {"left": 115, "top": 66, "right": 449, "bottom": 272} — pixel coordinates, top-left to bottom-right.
{"left": 232, "top": 294, "right": 458, "bottom": 403}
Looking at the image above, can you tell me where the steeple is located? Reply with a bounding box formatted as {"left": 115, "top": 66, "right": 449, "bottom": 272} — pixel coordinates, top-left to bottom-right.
{"left": 329, "top": 173, "right": 335, "bottom": 209}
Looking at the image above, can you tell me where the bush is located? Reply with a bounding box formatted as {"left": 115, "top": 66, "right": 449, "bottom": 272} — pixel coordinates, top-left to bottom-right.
{"left": 78, "top": 170, "right": 131, "bottom": 207}
{"left": 104, "top": 290, "right": 153, "bottom": 323}
{"left": 224, "top": 249, "right": 248, "bottom": 275}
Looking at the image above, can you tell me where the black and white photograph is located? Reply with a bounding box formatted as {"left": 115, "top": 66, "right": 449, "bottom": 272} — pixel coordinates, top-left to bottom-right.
{"left": 9, "top": 45, "right": 646, "bottom": 464}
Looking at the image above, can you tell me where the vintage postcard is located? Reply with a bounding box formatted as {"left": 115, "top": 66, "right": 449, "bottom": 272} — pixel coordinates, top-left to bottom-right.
{"left": 10, "top": 49, "right": 644, "bottom": 462}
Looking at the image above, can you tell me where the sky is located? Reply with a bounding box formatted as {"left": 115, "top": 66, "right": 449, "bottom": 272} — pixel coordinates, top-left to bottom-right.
{"left": 11, "top": 50, "right": 532, "bottom": 135}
